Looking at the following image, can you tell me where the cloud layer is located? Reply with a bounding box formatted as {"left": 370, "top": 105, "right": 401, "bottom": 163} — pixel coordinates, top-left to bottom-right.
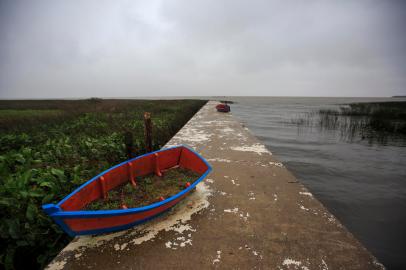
{"left": 0, "top": 0, "right": 405, "bottom": 98}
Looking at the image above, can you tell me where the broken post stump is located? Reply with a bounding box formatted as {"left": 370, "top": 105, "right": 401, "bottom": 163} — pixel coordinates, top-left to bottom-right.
{"left": 124, "top": 130, "right": 133, "bottom": 159}
{"left": 144, "top": 112, "right": 152, "bottom": 153}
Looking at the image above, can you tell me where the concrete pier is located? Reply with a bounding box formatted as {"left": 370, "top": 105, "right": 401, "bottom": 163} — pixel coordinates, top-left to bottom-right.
{"left": 47, "top": 101, "right": 384, "bottom": 270}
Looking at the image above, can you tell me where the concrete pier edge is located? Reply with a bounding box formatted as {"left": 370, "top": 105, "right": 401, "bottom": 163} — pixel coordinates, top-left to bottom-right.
{"left": 47, "top": 101, "right": 385, "bottom": 270}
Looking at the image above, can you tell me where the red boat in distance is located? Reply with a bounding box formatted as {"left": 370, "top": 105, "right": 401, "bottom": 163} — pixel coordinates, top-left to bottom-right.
{"left": 216, "top": 103, "right": 230, "bottom": 113}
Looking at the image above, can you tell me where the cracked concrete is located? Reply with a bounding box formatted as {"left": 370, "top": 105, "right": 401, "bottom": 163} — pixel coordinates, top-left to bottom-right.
{"left": 46, "top": 101, "right": 384, "bottom": 270}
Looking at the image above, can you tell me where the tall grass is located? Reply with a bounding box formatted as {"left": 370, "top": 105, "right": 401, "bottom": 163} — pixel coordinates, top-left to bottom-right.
{"left": 291, "top": 101, "right": 406, "bottom": 143}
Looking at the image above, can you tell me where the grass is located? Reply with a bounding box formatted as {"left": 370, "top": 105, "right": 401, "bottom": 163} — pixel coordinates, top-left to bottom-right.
{"left": 86, "top": 168, "right": 200, "bottom": 210}
{"left": 0, "top": 109, "right": 62, "bottom": 118}
{"left": 340, "top": 102, "right": 406, "bottom": 119}
{"left": 0, "top": 109, "right": 65, "bottom": 131}
{"left": 0, "top": 98, "right": 207, "bottom": 270}
{"left": 320, "top": 102, "right": 406, "bottom": 135}
{"left": 292, "top": 101, "right": 406, "bottom": 143}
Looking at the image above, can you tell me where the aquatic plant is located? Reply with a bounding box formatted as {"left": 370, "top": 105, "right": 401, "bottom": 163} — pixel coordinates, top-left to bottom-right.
{"left": 292, "top": 101, "right": 406, "bottom": 144}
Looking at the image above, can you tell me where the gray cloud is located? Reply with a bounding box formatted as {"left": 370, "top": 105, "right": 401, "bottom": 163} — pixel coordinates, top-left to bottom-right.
{"left": 0, "top": 0, "right": 405, "bottom": 98}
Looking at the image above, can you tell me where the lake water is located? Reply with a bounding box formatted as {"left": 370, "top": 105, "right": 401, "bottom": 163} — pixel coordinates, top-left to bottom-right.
{"left": 225, "top": 97, "right": 406, "bottom": 270}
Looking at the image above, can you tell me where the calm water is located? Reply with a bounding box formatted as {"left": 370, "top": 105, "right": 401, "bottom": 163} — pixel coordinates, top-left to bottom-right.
{"left": 226, "top": 97, "right": 406, "bottom": 270}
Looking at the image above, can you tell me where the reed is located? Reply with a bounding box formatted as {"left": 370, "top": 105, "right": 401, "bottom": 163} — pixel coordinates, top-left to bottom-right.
{"left": 292, "top": 101, "right": 406, "bottom": 143}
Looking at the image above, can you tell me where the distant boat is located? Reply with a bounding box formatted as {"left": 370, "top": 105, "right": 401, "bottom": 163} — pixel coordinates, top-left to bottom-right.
{"left": 216, "top": 103, "right": 231, "bottom": 112}
{"left": 42, "top": 145, "right": 212, "bottom": 236}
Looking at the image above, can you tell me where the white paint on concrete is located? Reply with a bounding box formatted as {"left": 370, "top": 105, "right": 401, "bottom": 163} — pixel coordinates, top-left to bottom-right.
{"left": 175, "top": 126, "right": 212, "bottom": 143}
{"left": 231, "top": 179, "right": 240, "bottom": 186}
{"left": 321, "top": 259, "right": 329, "bottom": 270}
{"left": 299, "top": 192, "right": 313, "bottom": 197}
{"left": 372, "top": 259, "right": 386, "bottom": 270}
{"left": 224, "top": 208, "right": 249, "bottom": 222}
{"left": 224, "top": 208, "right": 239, "bottom": 214}
{"left": 212, "top": 250, "right": 222, "bottom": 264}
{"left": 299, "top": 204, "right": 310, "bottom": 211}
{"left": 165, "top": 241, "right": 173, "bottom": 249}
{"left": 113, "top": 243, "right": 128, "bottom": 251}
{"left": 269, "top": 161, "right": 284, "bottom": 167}
{"left": 179, "top": 239, "right": 192, "bottom": 247}
{"left": 45, "top": 260, "right": 67, "bottom": 270}
{"left": 74, "top": 253, "right": 82, "bottom": 259}
{"left": 207, "top": 158, "right": 232, "bottom": 163}
{"left": 171, "top": 223, "right": 196, "bottom": 234}
{"left": 230, "top": 143, "right": 271, "bottom": 156}
{"left": 165, "top": 235, "right": 193, "bottom": 249}
{"left": 282, "top": 258, "right": 302, "bottom": 267}
{"left": 221, "top": 127, "right": 235, "bottom": 133}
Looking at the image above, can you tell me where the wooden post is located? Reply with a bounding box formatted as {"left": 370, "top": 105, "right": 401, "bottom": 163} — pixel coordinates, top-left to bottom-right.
{"left": 124, "top": 130, "right": 133, "bottom": 159}
{"left": 144, "top": 112, "right": 152, "bottom": 153}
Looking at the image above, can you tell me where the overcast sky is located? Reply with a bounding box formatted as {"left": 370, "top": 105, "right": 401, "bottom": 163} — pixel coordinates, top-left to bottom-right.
{"left": 0, "top": 0, "right": 405, "bottom": 98}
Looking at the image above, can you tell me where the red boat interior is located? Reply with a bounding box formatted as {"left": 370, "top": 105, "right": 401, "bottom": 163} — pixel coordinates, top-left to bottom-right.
{"left": 59, "top": 146, "right": 208, "bottom": 211}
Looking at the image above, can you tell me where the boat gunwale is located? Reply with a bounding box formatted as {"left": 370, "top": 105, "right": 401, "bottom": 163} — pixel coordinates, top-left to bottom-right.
{"left": 50, "top": 145, "right": 212, "bottom": 219}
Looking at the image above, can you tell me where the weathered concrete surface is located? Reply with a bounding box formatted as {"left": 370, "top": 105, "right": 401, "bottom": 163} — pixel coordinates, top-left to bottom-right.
{"left": 47, "top": 101, "right": 384, "bottom": 270}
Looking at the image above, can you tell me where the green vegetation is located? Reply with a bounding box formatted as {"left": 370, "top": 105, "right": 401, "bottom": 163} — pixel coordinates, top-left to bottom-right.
{"left": 292, "top": 101, "right": 406, "bottom": 143}
{"left": 320, "top": 102, "right": 406, "bottom": 134}
{"left": 86, "top": 168, "right": 200, "bottom": 210}
{"left": 0, "top": 99, "right": 206, "bottom": 270}
{"left": 0, "top": 109, "right": 62, "bottom": 119}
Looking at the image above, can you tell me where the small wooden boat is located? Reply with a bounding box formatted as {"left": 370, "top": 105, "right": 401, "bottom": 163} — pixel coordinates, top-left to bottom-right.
{"left": 216, "top": 103, "right": 230, "bottom": 112}
{"left": 42, "top": 145, "right": 212, "bottom": 236}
